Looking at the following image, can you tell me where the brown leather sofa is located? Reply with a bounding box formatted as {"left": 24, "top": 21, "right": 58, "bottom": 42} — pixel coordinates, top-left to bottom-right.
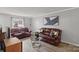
{"left": 40, "top": 28, "right": 62, "bottom": 46}
{"left": 11, "top": 28, "right": 31, "bottom": 39}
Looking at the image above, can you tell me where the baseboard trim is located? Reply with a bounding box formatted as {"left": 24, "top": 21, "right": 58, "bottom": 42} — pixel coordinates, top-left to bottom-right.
{"left": 61, "top": 40, "right": 79, "bottom": 47}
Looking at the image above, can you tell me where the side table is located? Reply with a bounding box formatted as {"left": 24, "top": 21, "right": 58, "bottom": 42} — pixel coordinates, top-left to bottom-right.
{"left": 33, "top": 32, "right": 42, "bottom": 48}
{"left": 4, "top": 37, "right": 22, "bottom": 52}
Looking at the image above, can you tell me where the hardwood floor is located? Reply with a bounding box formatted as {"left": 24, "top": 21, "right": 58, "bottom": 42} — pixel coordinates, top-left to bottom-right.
{"left": 0, "top": 37, "right": 79, "bottom": 52}
{"left": 21, "top": 38, "right": 79, "bottom": 52}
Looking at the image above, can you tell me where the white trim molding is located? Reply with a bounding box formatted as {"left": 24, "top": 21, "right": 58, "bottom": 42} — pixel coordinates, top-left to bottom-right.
{"left": 62, "top": 40, "right": 79, "bottom": 47}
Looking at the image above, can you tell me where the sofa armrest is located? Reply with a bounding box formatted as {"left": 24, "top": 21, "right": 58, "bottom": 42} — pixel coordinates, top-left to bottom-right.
{"left": 29, "top": 31, "right": 32, "bottom": 33}
{"left": 11, "top": 33, "right": 14, "bottom": 36}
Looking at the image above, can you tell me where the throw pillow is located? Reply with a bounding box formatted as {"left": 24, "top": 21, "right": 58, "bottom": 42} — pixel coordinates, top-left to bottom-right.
{"left": 50, "top": 30, "right": 59, "bottom": 37}
{"left": 50, "top": 31, "right": 54, "bottom": 37}
{"left": 53, "top": 31, "right": 59, "bottom": 37}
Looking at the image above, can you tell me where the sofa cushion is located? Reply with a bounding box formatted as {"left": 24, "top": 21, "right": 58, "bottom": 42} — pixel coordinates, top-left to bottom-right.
{"left": 44, "top": 32, "right": 50, "bottom": 36}
{"left": 21, "top": 28, "right": 29, "bottom": 32}
{"left": 25, "top": 32, "right": 30, "bottom": 34}
{"left": 14, "top": 33, "right": 22, "bottom": 36}
{"left": 11, "top": 28, "right": 20, "bottom": 34}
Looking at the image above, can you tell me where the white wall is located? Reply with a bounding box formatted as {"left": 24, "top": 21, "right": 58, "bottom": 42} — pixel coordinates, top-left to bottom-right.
{"left": 31, "top": 17, "right": 43, "bottom": 32}
{"left": 0, "top": 14, "right": 11, "bottom": 32}
{"left": 32, "top": 8, "right": 79, "bottom": 46}
{"left": 24, "top": 17, "right": 31, "bottom": 30}
{"left": 0, "top": 14, "right": 31, "bottom": 32}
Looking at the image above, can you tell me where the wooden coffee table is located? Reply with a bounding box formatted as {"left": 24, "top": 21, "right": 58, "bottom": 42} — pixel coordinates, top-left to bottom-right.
{"left": 4, "top": 37, "right": 22, "bottom": 52}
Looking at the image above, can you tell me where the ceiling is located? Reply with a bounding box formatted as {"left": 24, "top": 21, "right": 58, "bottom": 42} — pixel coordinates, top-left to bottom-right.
{"left": 0, "top": 7, "right": 74, "bottom": 17}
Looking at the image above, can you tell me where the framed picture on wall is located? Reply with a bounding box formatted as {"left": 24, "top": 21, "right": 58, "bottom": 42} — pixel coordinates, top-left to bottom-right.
{"left": 11, "top": 17, "right": 25, "bottom": 28}
{"left": 43, "top": 16, "right": 59, "bottom": 26}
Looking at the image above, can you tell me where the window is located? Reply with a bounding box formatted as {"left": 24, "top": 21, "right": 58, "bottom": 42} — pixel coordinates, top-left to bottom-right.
{"left": 11, "top": 17, "right": 24, "bottom": 28}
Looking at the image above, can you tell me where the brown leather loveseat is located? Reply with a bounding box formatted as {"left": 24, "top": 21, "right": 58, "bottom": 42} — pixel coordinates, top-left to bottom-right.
{"left": 11, "top": 27, "right": 31, "bottom": 39}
